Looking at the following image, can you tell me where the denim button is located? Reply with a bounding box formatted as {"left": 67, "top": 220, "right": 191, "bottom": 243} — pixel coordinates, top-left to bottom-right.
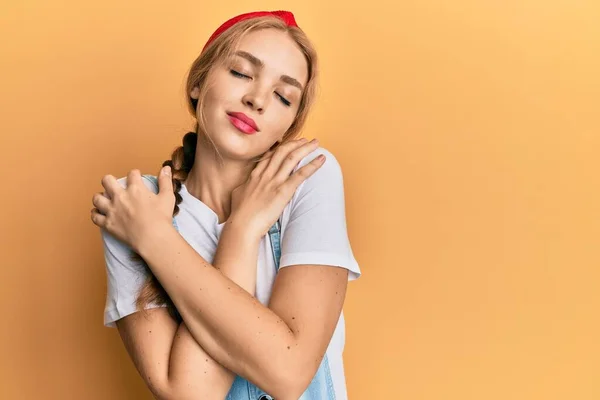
{"left": 258, "top": 396, "right": 272, "bottom": 400}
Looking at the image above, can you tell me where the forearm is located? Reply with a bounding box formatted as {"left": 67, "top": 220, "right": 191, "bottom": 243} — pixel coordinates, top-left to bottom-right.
{"left": 166, "top": 228, "right": 260, "bottom": 398}
{"left": 137, "top": 222, "right": 298, "bottom": 396}
{"left": 164, "top": 323, "right": 234, "bottom": 400}
{"left": 211, "top": 222, "right": 259, "bottom": 296}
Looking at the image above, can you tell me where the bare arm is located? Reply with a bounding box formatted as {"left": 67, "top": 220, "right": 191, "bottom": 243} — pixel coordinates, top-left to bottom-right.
{"left": 113, "top": 230, "right": 260, "bottom": 400}
{"left": 136, "top": 222, "right": 348, "bottom": 399}
{"left": 116, "top": 309, "right": 232, "bottom": 400}
{"left": 94, "top": 141, "right": 348, "bottom": 398}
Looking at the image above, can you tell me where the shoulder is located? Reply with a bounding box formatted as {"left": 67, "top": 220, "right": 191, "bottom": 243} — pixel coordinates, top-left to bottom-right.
{"left": 115, "top": 175, "right": 160, "bottom": 194}
{"left": 296, "top": 146, "right": 340, "bottom": 168}
{"left": 285, "top": 146, "right": 346, "bottom": 212}
{"left": 294, "top": 146, "right": 343, "bottom": 181}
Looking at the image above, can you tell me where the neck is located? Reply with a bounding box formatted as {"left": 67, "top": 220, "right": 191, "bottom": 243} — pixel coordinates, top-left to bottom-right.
{"left": 183, "top": 134, "right": 255, "bottom": 224}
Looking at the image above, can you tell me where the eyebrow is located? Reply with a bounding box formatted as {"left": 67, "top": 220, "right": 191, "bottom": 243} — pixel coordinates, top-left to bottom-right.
{"left": 235, "top": 51, "right": 304, "bottom": 91}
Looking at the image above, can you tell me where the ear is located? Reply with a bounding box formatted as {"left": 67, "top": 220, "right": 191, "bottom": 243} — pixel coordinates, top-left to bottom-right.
{"left": 190, "top": 86, "right": 200, "bottom": 99}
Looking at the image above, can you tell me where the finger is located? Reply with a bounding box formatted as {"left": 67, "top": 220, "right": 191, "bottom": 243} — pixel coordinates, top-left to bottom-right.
{"left": 101, "top": 174, "right": 123, "bottom": 198}
{"left": 279, "top": 153, "right": 326, "bottom": 196}
{"left": 272, "top": 139, "right": 320, "bottom": 183}
{"left": 90, "top": 208, "right": 107, "bottom": 227}
{"left": 127, "top": 169, "right": 143, "bottom": 188}
{"left": 257, "top": 149, "right": 276, "bottom": 163}
{"left": 251, "top": 149, "right": 276, "bottom": 177}
{"left": 158, "top": 166, "right": 174, "bottom": 198}
{"left": 262, "top": 138, "right": 309, "bottom": 178}
{"left": 92, "top": 192, "right": 111, "bottom": 215}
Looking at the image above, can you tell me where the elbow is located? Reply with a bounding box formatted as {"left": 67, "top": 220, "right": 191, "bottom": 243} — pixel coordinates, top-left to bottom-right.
{"left": 159, "top": 380, "right": 227, "bottom": 400}
{"left": 139, "top": 377, "right": 179, "bottom": 400}
{"left": 269, "top": 378, "right": 311, "bottom": 400}
{"left": 265, "top": 362, "right": 315, "bottom": 400}
{"left": 148, "top": 379, "right": 190, "bottom": 400}
{"left": 154, "top": 390, "right": 179, "bottom": 400}
{"left": 146, "top": 384, "right": 170, "bottom": 400}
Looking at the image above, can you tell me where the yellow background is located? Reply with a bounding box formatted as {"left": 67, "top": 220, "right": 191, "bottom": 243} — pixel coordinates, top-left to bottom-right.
{"left": 1, "top": 0, "right": 598, "bottom": 399}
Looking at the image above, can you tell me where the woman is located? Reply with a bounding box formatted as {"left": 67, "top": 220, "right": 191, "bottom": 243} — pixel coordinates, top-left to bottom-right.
{"left": 91, "top": 10, "right": 361, "bottom": 400}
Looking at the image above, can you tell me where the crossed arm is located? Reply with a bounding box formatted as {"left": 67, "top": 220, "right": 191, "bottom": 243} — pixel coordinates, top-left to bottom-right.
{"left": 115, "top": 221, "right": 348, "bottom": 400}
{"left": 96, "top": 145, "right": 353, "bottom": 399}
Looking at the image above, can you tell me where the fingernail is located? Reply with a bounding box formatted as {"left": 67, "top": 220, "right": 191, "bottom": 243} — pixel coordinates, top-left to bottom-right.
{"left": 163, "top": 166, "right": 171, "bottom": 176}
{"left": 299, "top": 138, "right": 308, "bottom": 143}
{"left": 318, "top": 154, "right": 325, "bottom": 162}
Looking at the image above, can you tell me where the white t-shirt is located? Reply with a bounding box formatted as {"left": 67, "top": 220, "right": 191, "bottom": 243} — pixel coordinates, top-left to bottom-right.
{"left": 101, "top": 147, "right": 362, "bottom": 399}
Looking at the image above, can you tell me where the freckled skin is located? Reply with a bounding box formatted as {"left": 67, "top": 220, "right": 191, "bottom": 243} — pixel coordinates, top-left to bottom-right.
{"left": 107, "top": 27, "right": 328, "bottom": 399}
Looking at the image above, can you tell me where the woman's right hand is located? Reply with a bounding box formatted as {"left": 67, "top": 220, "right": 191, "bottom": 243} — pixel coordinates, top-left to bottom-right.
{"left": 228, "top": 138, "right": 325, "bottom": 240}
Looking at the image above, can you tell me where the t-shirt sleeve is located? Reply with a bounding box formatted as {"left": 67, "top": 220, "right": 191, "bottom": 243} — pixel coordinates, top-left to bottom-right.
{"left": 279, "top": 148, "right": 361, "bottom": 281}
{"left": 101, "top": 176, "right": 167, "bottom": 327}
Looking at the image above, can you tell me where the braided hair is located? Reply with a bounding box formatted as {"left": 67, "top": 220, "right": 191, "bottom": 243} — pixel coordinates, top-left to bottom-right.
{"left": 131, "top": 130, "right": 197, "bottom": 322}
{"left": 130, "top": 15, "right": 318, "bottom": 322}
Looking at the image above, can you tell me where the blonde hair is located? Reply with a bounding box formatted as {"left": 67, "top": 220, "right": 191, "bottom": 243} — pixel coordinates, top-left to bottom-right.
{"left": 133, "top": 15, "right": 319, "bottom": 320}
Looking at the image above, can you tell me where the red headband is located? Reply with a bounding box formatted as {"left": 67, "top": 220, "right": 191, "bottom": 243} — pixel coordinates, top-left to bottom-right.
{"left": 202, "top": 10, "right": 300, "bottom": 53}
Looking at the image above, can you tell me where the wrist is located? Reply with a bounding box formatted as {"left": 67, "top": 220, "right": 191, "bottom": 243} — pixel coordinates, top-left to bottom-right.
{"left": 214, "top": 221, "right": 261, "bottom": 295}
{"left": 221, "top": 215, "right": 263, "bottom": 245}
{"left": 219, "top": 220, "right": 262, "bottom": 249}
{"left": 135, "top": 219, "right": 178, "bottom": 257}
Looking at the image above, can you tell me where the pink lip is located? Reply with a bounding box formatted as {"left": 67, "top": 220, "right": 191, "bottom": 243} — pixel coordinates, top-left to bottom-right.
{"left": 226, "top": 112, "right": 259, "bottom": 134}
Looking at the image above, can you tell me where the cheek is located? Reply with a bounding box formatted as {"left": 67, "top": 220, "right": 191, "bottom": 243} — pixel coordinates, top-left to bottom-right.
{"left": 204, "top": 85, "right": 226, "bottom": 105}
{"left": 276, "top": 109, "right": 297, "bottom": 131}
{"left": 202, "top": 85, "right": 233, "bottom": 119}
{"left": 263, "top": 113, "right": 296, "bottom": 142}
{"left": 203, "top": 72, "right": 237, "bottom": 104}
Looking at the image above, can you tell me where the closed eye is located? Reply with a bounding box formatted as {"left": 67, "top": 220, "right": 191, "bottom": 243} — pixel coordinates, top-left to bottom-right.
{"left": 276, "top": 93, "right": 291, "bottom": 107}
{"left": 230, "top": 69, "right": 251, "bottom": 79}
{"left": 231, "top": 69, "right": 291, "bottom": 107}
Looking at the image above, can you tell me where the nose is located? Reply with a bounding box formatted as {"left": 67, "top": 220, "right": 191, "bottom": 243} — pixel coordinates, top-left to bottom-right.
{"left": 242, "top": 88, "right": 269, "bottom": 114}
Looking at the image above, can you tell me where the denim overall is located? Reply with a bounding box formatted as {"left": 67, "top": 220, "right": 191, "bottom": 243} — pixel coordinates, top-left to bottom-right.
{"left": 144, "top": 176, "right": 337, "bottom": 400}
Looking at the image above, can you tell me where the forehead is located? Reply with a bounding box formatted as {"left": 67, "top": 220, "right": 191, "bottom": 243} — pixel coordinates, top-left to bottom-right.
{"left": 235, "top": 28, "right": 308, "bottom": 85}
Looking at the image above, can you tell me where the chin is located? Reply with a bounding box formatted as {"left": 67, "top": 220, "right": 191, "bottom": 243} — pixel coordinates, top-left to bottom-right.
{"left": 212, "top": 131, "right": 260, "bottom": 161}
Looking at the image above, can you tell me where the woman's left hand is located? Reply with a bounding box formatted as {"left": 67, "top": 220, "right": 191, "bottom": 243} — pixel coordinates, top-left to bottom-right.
{"left": 90, "top": 167, "right": 175, "bottom": 252}
{"left": 228, "top": 138, "right": 325, "bottom": 240}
